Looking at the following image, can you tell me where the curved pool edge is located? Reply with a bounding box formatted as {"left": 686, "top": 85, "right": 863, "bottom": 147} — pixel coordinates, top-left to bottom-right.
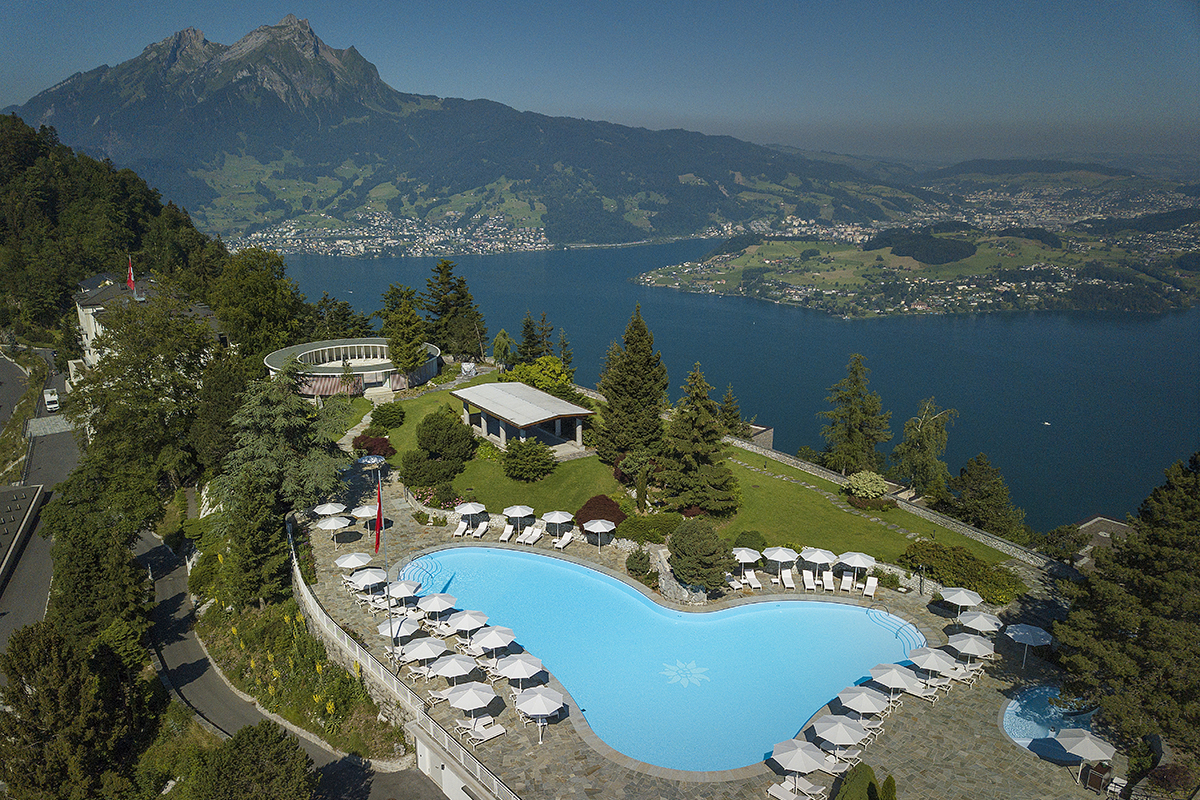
{"left": 395, "top": 541, "right": 938, "bottom": 782}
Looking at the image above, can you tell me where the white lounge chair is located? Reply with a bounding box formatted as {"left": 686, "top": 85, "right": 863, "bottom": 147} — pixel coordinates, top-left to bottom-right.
{"left": 553, "top": 530, "right": 574, "bottom": 550}
{"left": 862, "top": 576, "right": 878, "bottom": 598}
{"left": 726, "top": 573, "right": 744, "bottom": 591}
{"left": 499, "top": 523, "right": 515, "bottom": 542}
{"left": 792, "top": 775, "right": 828, "bottom": 798}
{"left": 906, "top": 683, "right": 940, "bottom": 704}
{"left": 523, "top": 527, "right": 544, "bottom": 546}
{"left": 802, "top": 569, "right": 818, "bottom": 592}
{"left": 451, "top": 520, "right": 468, "bottom": 537}
{"left": 407, "top": 664, "right": 432, "bottom": 682}
{"left": 471, "top": 520, "right": 489, "bottom": 538}
{"left": 465, "top": 723, "right": 506, "bottom": 748}
{"left": 428, "top": 687, "right": 454, "bottom": 706}
{"left": 768, "top": 784, "right": 798, "bottom": 800}
{"left": 839, "top": 572, "right": 855, "bottom": 592}
{"left": 745, "top": 570, "right": 763, "bottom": 590}
{"left": 781, "top": 568, "right": 796, "bottom": 591}
{"left": 822, "top": 570, "right": 835, "bottom": 592}
{"left": 454, "top": 714, "right": 493, "bottom": 735}
{"left": 819, "top": 756, "right": 850, "bottom": 775}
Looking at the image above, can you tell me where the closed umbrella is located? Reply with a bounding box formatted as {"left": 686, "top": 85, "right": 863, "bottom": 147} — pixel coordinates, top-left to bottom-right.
{"left": 771, "top": 738, "right": 827, "bottom": 780}
{"left": 471, "top": 626, "right": 516, "bottom": 652}
{"left": 837, "top": 685, "right": 891, "bottom": 717}
{"left": 496, "top": 652, "right": 544, "bottom": 689}
{"left": 940, "top": 587, "right": 983, "bottom": 617}
{"left": 958, "top": 610, "right": 1004, "bottom": 634}
{"left": 377, "top": 616, "right": 419, "bottom": 640}
{"left": 348, "top": 568, "right": 388, "bottom": 590}
{"left": 313, "top": 502, "right": 347, "bottom": 516}
{"left": 316, "top": 516, "right": 352, "bottom": 531}
{"left": 417, "top": 593, "right": 457, "bottom": 616}
{"left": 428, "top": 653, "right": 477, "bottom": 685}
{"left": 516, "top": 685, "right": 564, "bottom": 743}
{"left": 732, "top": 547, "right": 761, "bottom": 577}
{"left": 947, "top": 632, "right": 994, "bottom": 663}
{"left": 869, "top": 662, "right": 920, "bottom": 699}
{"left": 812, "top": 714, "right": 868, "bottom": 747}
{"left": 1006, "top": 623, "right": 1052, "bottom": 668}
{"left": 400, "top": 637, "right": 448, "bottom": 662}
{"left": 583, "top": 518, "right": 616, "bottom": 550}
{"left": 764, "top": 546, "right": 799, "bottom": 578}
{"left": 334, "top": 552, "right": 372, "bottom": 570}
{"left": 1057, "top": 729, "right": 1115, "bottom": 783}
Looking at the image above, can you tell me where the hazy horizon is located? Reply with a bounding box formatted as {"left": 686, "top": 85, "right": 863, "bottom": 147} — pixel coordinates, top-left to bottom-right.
{"left": 3, "top": 0, "right": 1197, "bottom": 164}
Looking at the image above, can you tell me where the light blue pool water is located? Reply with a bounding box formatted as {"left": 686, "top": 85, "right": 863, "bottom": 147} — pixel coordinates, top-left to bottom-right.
{"left": 1003, "top": 685, "right": 1096, "bottom": 744}
{"left": 401, "top": 547, "right": 924, "bottom": 772}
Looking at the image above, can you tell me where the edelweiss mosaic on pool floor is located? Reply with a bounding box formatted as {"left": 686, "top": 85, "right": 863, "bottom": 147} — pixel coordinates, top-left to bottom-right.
{"left": 401, "top": 547, "right": 924, "bottom": 772}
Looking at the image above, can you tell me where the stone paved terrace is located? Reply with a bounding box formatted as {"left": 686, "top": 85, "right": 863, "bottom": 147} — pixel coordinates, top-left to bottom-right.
{"left": 302, "top": 474, "right": 1114, "bottom": 800}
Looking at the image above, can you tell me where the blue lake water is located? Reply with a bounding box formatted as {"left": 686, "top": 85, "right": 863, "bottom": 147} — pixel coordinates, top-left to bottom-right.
{"left": 401, "top": 547, "right": 921, "bottom": 772}
{"left": 285, "top": 242, "right": 1200, "bottom": 531}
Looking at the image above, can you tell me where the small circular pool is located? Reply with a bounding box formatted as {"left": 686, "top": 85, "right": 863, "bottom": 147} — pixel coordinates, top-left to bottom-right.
{"left": 401, "top": 547, "right": 924, "bottom": 772}
{"left": 1003, "top": 685, "right": 1095, "bottom": 744}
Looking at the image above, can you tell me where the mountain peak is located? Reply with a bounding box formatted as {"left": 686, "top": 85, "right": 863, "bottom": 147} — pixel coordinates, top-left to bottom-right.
{"left": 142, "top": 26, "right": 220, "bottom": 74}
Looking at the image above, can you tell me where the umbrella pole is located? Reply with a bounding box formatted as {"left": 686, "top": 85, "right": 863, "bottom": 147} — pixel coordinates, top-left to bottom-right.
{"left": 379, "top": 470, "right": 394, "bottom": 674}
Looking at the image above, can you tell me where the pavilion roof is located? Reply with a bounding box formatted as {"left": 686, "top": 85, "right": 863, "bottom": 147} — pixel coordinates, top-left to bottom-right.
{"left": 451, "top": 382, "right": 593, "bottom": 429}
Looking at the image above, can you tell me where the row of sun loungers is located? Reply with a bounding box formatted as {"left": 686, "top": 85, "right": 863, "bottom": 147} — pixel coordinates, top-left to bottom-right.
{"left": 728, "top": 568, "right": 880, "bottom": 599}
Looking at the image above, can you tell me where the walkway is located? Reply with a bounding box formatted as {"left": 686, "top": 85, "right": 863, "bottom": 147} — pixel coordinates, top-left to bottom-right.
{"left": 308, "top": 488, "right": 1105, "bottom": 800}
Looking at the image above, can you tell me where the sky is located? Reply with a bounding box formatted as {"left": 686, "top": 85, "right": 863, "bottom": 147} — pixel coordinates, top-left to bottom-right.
{"left": 2, "top": 0, "right": 1197, "bottom": 163}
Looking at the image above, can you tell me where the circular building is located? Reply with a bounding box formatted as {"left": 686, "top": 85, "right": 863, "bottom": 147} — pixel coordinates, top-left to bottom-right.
{"left": 264, "top": 337, "right": 440, "bottom": 397}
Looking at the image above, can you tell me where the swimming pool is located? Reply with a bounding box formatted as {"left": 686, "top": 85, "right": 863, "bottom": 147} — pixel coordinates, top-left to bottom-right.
{"left": 1003, "top": 685, "right": 1095, "bottom": 744}
{"left": 400, "top": 547, "right": 923, "bottom": 772}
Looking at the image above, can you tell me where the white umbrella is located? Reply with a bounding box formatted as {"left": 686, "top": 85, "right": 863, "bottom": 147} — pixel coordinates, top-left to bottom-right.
{"left": 356, "top": 454, "right": 385, "bottom": 466}
{"left": 471, "top": 625, "right": 516, "bottom": 652}
{"left": 837, "top": 685, "right": 891, "bottom": 716}
{"left": 428, "top": 653, "right": 478, "bottom": 684}
{"left": 908, "top": 647, "right": 959, "bottom": 681}
{"left": 313, "top": 502, "right": 347, "bottom": 516}
{"left": 496, "top": 652, "right": 544, "bottom": 688}
{"left": 316, "top": 516, "right": 353, "bottom": 531}
{"left": 1006, "top": 623, "right": 1052, "bottom": 668}
{"left": 334, "top": 552, "right": 372, "bottom": 570}
{"left": 763, "top": 546, "right": 799, "bottom": 577}
{"left": 542, "top": 510, "right": 573, "bottom": 536}
{"left": 941, "top": 587, "right": 983, "bottom": 616}
{"left": 731, "top": 547, "right": 761, "bottom": 577}
{"left": 350, "top": 504, "right": 377, "bottom": 519}
{"left": 869, "top": 663, "right": 920, "bottom": 699}
{"left": 401, "top": 637, "right": 449, "bottom": 662}
{"left": 348, "top": 568, "right": 388, "bottom": 590}
{"left": 384, "top": 579, "right": 421, "bottom": 599}
{"left": 516, "top": 685, "right": 564, "bottom": 743}
{"left": 770, "top": 738, "right": 827, "bottom": 779}
{"left": 839, "top": 551, "right": 876, "bottom": 584}
{"left": 417, "top": 593, "right": 457, "bottom": 615}
{"left": 503, "top": 504, "right": 534, "bottom": 518}
{"left": 947, "top": 632, "right": 995, "bottom": 663}
{"left": 447, "top": 681, "right": 497, "bottom": 713}
{"left": 377, "top": 617, "right": 419, "bottom": 639}
{"left": 1057, "top": 729, "right": 1116, "bottom": 783}
{"left": 801, "top": 547, "right": 837, "bottom": 566}
{"left": 455, "top": 501, "right": 487, "bottom": 515}
{"left": 444, "top": 609, "right": 489, "bottom": 634}
{"left": 583, "top": 518, "right": 616, "bottom": 550}
{"left": 812, "top": 714, "right": 869, "bottom": 746}
{"left": 958, "top": 610, "right": 1004, "bottom": 634}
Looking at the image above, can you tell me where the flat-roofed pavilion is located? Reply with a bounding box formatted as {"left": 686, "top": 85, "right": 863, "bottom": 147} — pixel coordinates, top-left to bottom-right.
{"left": 450, "top": 382, "right": 593, "bottom": 459}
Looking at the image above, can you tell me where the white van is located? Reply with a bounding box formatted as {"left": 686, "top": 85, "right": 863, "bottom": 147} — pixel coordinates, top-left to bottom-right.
{"left": 43, "top": 388, "right": 59, "bottom": 413}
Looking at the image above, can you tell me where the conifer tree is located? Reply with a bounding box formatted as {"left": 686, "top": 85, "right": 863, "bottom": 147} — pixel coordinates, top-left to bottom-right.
{"left": 517, "top": 311, "right": 553, "bottom": 364}
{"left": 658, "top": 364, "right": 739, "bottom": 515}
{"left": 386, "top": 294, "right": 428, "bottom": 374}
{"left": 557, "top": 327, "right": 574, "bottom": 376}
{"left": 819, "top": 353, "right": 892, "bottom": 474}
{"left": 718, "top": 384, "right": 751, "bottom": 437}
{"left": 596, "top": 305, "right": 668, "bottom": 464}
{"left": 667, "top": 517, "right": 735, "bottom": 593}
{"left": 891, "top": 397, "right": 957, "bottom": 498}
{"left": 420, "top": 260, "right": 487, "bottom": 359}
{"left": 935, "top": 453, "right": 1027, "bottom": 543}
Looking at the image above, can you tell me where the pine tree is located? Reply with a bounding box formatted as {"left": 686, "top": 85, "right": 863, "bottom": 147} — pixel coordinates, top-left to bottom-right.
{"left": 819, "top": 353, "right": 892, "bottom": 474}
{"left": 667, "top": 517, "right": 735, "bottom": 593}
{"left": 935, "top": 453, "right": 1027, "bottom": 543}
{"left": 890, "top": 396, "right": 957, "bottom": 498}
{"left": 557, "top": 327, "right": 574, "bottom": 376}
{"left": 420, "top": 260, "right": 487, "bottom": 358}
{"left": 596, "top": 305, "right": 668, "bottom": 464}
{"left": 718, "top": 384, "right": 751, "bottom": 437}
{"left": 386, "top": 294, "right": 428, "bottom": 374}
{"left": 517, "top": 311, "right": 553, "bottom": 364}
{"left": 658, "top": 364, "right": 739, "bottom": 515}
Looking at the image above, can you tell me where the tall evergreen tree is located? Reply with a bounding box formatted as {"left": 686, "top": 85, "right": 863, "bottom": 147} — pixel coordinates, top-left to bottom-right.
{"left": 658, "top": 364, "right": 739, "bottom": 515}
{"left": 517, "top": 311, "right": 553, "bottom": 364}
{"left": 190, "top": 721, "right": 318, "bottom": 800}
{"left": 890, "top": 396, "right": 957, "bottom": 498}
{"left": 209, "top": 247, "right": 306, "bottom": 359}
{"left": 376, "top": 283, "right": 417, "bottom": 338}
{"left": 386, "top": 294, "right": 428, "bottom": 374}
{"left": 596, "top": 305, "right": 668, "bottom": 464}
{"left": 1055, "top": 453, "right": 1200, "bottom": 753}
{"left": 718, "top": 384, "right": 751, "bottom": 437}
{"left": 190, "top": 351, "right": 256, "bottom": 477}
{"left": 420, "top": 260, "right": 487, "bottom": 359}
{"left": 934, "top": 453, "right": 1027, "bottom": 543}
{"left": 818, "top": 353, "right": 892, "bottom": 474}
{"left": 557, "top": 327, "right": 574, "bottom": 376}
{"left": 667, "top": 517, "right": 735, "bottom": 593}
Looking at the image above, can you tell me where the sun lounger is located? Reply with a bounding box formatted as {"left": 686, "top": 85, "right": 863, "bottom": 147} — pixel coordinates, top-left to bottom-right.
{"left": 523, "top": 527, "right": 544, "bottom": 546}
{"left": 471, "top": 520, "right": 490, "bottom": 538}
{"left": 819, "top": 756, "right": 850, "bottom": 775}
{"left": 905, "top": 683, "right": 940, "bottom": 704}
{"left": 782, "top": 568, "right": 796, "bottom": 591}
{"left": 926, "top": 675, "right": 954, "bottom": 693}
{"left": 465, "top": 723, "right": 506, "bottom": 748}
{"left": 768, "top": 784, "right": 798, "bottom": 800}
{"left": 428, "top": 688, "right": 454, "bottom": 706}
{"left": 839, "top": 572, "right": 855, "bottom": 592}
{"left": 802, "top": 569, "right": 817, "bottom": 592}
{"left": 726, "top": 573, "right": 744, "bottom": 591}
{"left": 451, "top": 520, "right": 468, "bottom": 537}
{"left": 745, "top": 570, "right": 763, "bottom": 590}
{"left": 553, "top": 530, "right": 574, "bottom": 550}
{"left": 792, "top": 775, "right": 828, "bottom": 798}
{"left": 822, "top": 570, "right": 835, "bottom": 592}
{"left": 407, "top": 664, "right": 432, "bottom": 682}
{"left": 499, "top": 523, "right": 515, "bottom": 542}
{"left": 453, "top": 714, "right": 493, "bottom": 735}
{"left": 862, "top": 576, "right": 878, "bottom": 598}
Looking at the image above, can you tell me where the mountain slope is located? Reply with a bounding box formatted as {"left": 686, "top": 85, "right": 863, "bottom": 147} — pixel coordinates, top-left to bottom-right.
{"left": 7, "top": 15, "right": 935, "bottom": 243}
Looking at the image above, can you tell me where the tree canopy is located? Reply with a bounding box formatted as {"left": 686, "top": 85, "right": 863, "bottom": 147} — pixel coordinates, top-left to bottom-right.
{"left": 667, "top": 517, "right": 734, "bottom": 593}
{"left": 657, "top": 364, "right": 739, "bottom": 515}
{"left": 420, "top": 259, "right": 486, "bottom": 359}
{"left": 818, "top": 353, "right": 892, "bottom": 474}
{"left": 596, "top": 305, "right": 668, "bottom": 464}
{"left": 933, "top": 453, "right": 1028, "bottom": 544}
{"left": 891, "top": 396, "right": 956, "bottom": 498}
{"left": 189, "top": 720, "right": 318, "bottom": 800}
{"left": 1055, "top": 452, "right": 1200, "bottom": 754}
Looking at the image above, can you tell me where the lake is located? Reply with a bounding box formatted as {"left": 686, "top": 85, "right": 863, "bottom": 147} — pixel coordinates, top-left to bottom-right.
{"left": 285, "top": 241, "right": 1200, "bottom": 532}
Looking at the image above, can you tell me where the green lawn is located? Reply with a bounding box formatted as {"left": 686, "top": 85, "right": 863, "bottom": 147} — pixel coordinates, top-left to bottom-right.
{"left": 385, "top": 372, "right": 502, "bottom": 463}
{"left": 718, "top": 460, "right": 1008, "bottom": 565}
{"left": 455, "top": 456, "right": 622, "bottom": 515}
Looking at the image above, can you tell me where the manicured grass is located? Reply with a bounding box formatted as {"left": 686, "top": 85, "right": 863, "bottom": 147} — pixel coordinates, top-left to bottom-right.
{"left": 328, "top": 395, "right": 372, "bottom": 438}
{"left": 718, "top": 459, "right": 1008, "bottom": 565}
{"left": 455, "top": 455, "right": 622, "bottom": 516}
{"left": 385, "top": 372, "right": 501, "bottom": 465}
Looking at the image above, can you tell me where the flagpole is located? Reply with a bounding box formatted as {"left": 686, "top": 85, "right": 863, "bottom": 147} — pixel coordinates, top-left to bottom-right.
{"left": 378, "top": 467, "right": 394, "bottom": 673}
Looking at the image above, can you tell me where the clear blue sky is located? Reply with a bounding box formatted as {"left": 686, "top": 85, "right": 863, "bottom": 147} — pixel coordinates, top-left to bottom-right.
{"left": 3, "top": 0, "right": 1197, "bottom": 162}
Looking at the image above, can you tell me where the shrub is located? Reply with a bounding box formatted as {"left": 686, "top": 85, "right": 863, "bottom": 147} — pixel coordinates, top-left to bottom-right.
{"left": 846, "top": 470, "right": 888, "bottom": 499}
{"left": 371, "top": 401, "right": 406, "bottom": 429}
{"left": 626, "top": 549, "right": 651, "bottom": 575}
{"left": 399, "top": 449, "right": 463, "bottom": 488}
{"left": 870, "top": 568, "right": 902, "bottom": 590}
{"left": 351, "top": 434, "right": 396, "bottom": 457}
{"left": 1147, "top": 762, "right": 1197, "bottom": 793}
{"left": 576, "top": 494, "right": 628, "bottom": 528}
{"left": 733, "top": 530, "right": 767, "bottom": 552}
{"left": 847, "top": 494, "right": 897, "bottom": 511}
{"left": 432, "top": 482, "right": 459, "bottom": 510}
{"left": 616, "top": 512, "right": 683, "bottom": 545}
{"left": 897, "top": 539, "right": 1027, "bottom": 604}
{"left": 502, "top": 438, "right": 557, "bottom": 482}
{"left": 474, "top": 440, "right": 503, "bottom": 462}
{"left": 416, "top": 405, "right": 476, "bottom": 463}
{"left": 188, "top": 550, "right": 220, "bottom": 598}
{"left": 412, "top": 510, "right": 429, "bottom": 525}
{"left": 361, "top": 422, "right": 388, "bottom": 438}
{"left": 667, "top": 517, "right": 734, "bottom": 593}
